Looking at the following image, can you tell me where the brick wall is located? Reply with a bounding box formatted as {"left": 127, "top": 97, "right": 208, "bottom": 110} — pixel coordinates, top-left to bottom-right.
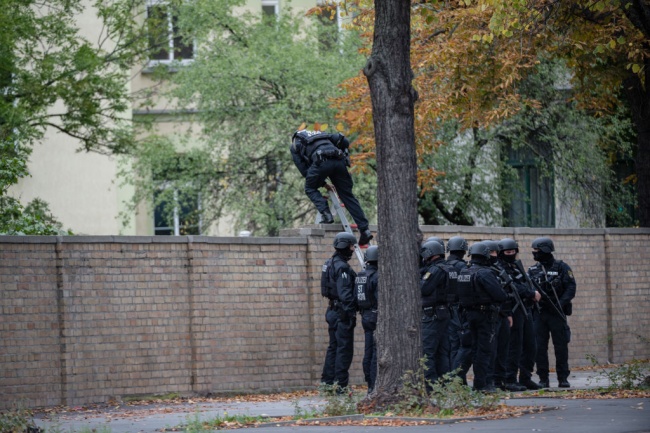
{"left": 1, "top": 227, "right": 648, "bottom": 409}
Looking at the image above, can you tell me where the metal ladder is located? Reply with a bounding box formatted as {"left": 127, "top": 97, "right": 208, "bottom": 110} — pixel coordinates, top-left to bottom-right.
{"left": 327, "top": 189, "right": 366, "bottom": 270}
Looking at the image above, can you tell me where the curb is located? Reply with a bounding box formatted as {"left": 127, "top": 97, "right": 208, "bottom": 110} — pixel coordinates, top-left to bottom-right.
{"left": 257, "top": 414, "right": 364, "bottom": 427}
{"left": 255, "top": 405, "right": 559, "bottom": 427}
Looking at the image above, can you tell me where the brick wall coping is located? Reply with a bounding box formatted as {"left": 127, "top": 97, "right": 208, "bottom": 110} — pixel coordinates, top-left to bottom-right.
{"left": 419, "top": 226, "right": 650, "bottom": 236}
{"left": 0, "top": 235, "right": 309, "bottom": 244}
{"left": 0, "top": 227, "right": 648, "bottom": 245}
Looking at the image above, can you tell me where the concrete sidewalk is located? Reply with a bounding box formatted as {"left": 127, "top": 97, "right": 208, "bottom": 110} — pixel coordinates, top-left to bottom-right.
{"left": 33, "top": 370, "right": 648, "bottom": 433}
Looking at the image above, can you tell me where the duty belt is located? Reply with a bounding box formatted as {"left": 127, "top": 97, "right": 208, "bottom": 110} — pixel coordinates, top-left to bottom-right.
{"left": 467, "top": 304, "right": 499, "bottom": 312}
{"left": 312, "top": 149, "right": 343, "bottom": 162}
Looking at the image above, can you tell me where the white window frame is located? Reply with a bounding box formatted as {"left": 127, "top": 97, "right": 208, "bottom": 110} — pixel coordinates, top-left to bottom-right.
{"left": 261, "top": 0, "right": 279, "bottom": 17}
{"left": 146, "top": 0, "right": 194, "bottom": 67}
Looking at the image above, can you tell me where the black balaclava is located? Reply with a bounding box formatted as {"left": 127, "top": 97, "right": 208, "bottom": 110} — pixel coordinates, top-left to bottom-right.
{"left": 471, "top": 255, "right": 489, "bottom": 265}
{"left": 488, "top": 255, "right": 498, "bottom": 266}
{"left": 499, "top": 253, "right": 517, "bottom": 264}
{"left": 337, "top": 248, "right": 354, "bottom": 260}
{"left": 449, "top": 251, "right": 466, "bottom": 260}
{"left": 533, "top": 251, "right": 554, "bottom": 263}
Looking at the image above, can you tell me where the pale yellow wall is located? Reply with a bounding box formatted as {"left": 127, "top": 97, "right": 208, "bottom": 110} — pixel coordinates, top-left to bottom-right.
{"left": 10, "top": 132, "right": 133, "bottom": 235}
{"left": 8, "top": 0, "right": 136, "bottom": 235}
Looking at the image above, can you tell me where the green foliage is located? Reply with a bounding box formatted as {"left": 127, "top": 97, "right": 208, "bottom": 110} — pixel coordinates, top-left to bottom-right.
{"left": 0, "top": 405, "right": 41, "bottom": 433}
{"left": 183, "top": 410, "right": 269, "bottom": 432}
{"left": 391, "top": 357, "right": 432, "bottom": 415}
{"left": 429, "top": 372, "right": 501, "bottom": 415}
{"left": 391, "top": 358, "right": 503, "bottom": 417}
{"left": 125, "top": 0, "right": 373, "bottom": 236}
{"left": 418, "top": 122, "right": 512, "bottom": 226}
{"left": 418, "top": 58, "right": 636, "bottom": 228}
{"left": 494, "top": 58, "right": 637, "bottom": 227}
{"left": 586, "top": 354, "right": 650, "bottom": 390}
{"left": 317, "top": 383, "right": 360, "bottom": 416}
{"left": 0, "top": 0, "right": 150, "bottom": 154}
{"left": 0, "top": 197, "right": 72, "bottom": 235}
{"left": 292, "top": 400, "right": 320, "bottom": 420}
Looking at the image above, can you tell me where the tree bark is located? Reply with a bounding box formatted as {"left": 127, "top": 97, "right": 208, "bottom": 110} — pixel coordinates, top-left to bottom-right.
{"left": 622, "top": 55, "right": 650, "bottom": 227}
{"left": 362, "top": 0, "right": 420, "bottom": 409}
{"left": 618, "top": 1, "right": 649, "bottom": 225}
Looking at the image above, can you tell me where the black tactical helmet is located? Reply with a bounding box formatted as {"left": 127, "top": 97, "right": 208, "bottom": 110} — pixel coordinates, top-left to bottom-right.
{"left": 424, "top": 236, "right": 445, "bottom": 250}
{"left": 333, "top": 232, "right": 357, "bottom": 249}
{"left": 483, "top": 240, "right": 499, "bottom": 253}
{"left": 447, "top": 236, "right": 468, "bottom": 253}
{"left": 421, "top": 240, "right": 445, "bottom": 259}
{"left": 498, "top": 238, "right": 519, "bottom": 253}
{"left": 365, "top": 245, "right": 378, "bottom": 262}
{"left": 532, "top": 237, "right": 555, "bottom": 253}
{"left": 469, "top": 242, "right": 491, "bottom": 260}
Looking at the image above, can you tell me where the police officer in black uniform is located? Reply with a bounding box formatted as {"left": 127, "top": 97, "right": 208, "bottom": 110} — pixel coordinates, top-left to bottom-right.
{"left": 445, "top": 236, "right": 469, "bottom": 368}
{"left": 320, "top": 237, "right": 343, "bottom": 386}
{"left": 528, "top": 237, "right": 576, "bottom": 388}
{"left": 355, "top": 246, "right": 379, "bottom": 392}
{"left": 420, "top": 240, "right": 451, "bottom": 386}
{"left": 457, "top": 242, "right": 507, "bottom": 392}
{"left": 290, "top": 130, "right": 373, "bottom": 245}
{"left": 328, "top": 232, "right": 359, "bottom": 390}
{"left": 497, "top": 238, "right": 537, "bottom": 392}
{"left": 484, "top": 240, "right": 517, "bottom": 391}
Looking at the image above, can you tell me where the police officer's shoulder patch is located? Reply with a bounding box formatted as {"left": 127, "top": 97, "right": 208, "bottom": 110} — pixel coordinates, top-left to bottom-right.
{"left": 342, "top": 271, "right": 348, "bottom": 279}
{"left": 423, "top": 272, "right": 431, "bottom": 280}
{"left": 567, "top": 270, "right": 574, "bottom": 280}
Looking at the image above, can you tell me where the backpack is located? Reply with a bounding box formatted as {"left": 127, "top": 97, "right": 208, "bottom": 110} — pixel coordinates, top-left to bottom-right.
{"left": 354, "top": 268, "right": 377, "bottom": 310}
{"left": 445, "top": 259, "right": 466, "bottom": 303}
{"left": 320, "top": 258, "right": 338, "bottom": 299}
{"left": 432, "top": 261, "right": 459, "bottom": 304}
{"left": 457, "top": 266, "right": 477, "bottom": 307}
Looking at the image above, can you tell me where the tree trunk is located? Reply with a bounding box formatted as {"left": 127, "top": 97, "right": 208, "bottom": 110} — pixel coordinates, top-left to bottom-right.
{"left": 362, "top": 0, "right": 420, "bottom": 409}
{"left": 620, "top": 2, "right": 650, "bottom": 226}
{"left": 622, "top": 58, "right": 650, "bottom": 227}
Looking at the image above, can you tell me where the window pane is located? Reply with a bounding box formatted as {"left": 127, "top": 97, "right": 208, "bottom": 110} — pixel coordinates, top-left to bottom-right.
{"left": 148, "top": 5, "right": 170, "bottom": 60}
{"left": 177, "top": 189, "right": 200, "bottom": 235}
{"left": 172, "top": 14, "right": 193, "bottom": 60}
{"left": 529, "top": 167, "right": 554, "bottom": 227}
{"left": 262, "top": 4, "right": 277, "bottom": 16}
{"left": 316, "top": 4, "right": 338, "bottom": 51}
{"left": 154, "top": 227, "right": 173, "bottom": 236}
{"left": 504, "top": 166, "right": 530, "bottom": 226}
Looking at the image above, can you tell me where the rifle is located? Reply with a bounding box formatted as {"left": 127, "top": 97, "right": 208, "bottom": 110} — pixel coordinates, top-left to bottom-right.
{"left": 491, "top": 265, "right": 528, "bottom": 320}
{"left": 514, "top": 259, "right": 566, "bottom": 322}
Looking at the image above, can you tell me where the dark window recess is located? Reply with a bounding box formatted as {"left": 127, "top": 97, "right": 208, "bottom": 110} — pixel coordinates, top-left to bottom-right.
{"left": 503, "top": 146, "right": 555, "bottom": 227}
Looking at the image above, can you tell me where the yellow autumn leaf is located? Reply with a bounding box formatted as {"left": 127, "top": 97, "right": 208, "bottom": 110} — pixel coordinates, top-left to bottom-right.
{"left": 336, "top": 122, "right": 345, "bottom": 132}
{"left": 298, "top": 122, "right": 306, "bottom": 130}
